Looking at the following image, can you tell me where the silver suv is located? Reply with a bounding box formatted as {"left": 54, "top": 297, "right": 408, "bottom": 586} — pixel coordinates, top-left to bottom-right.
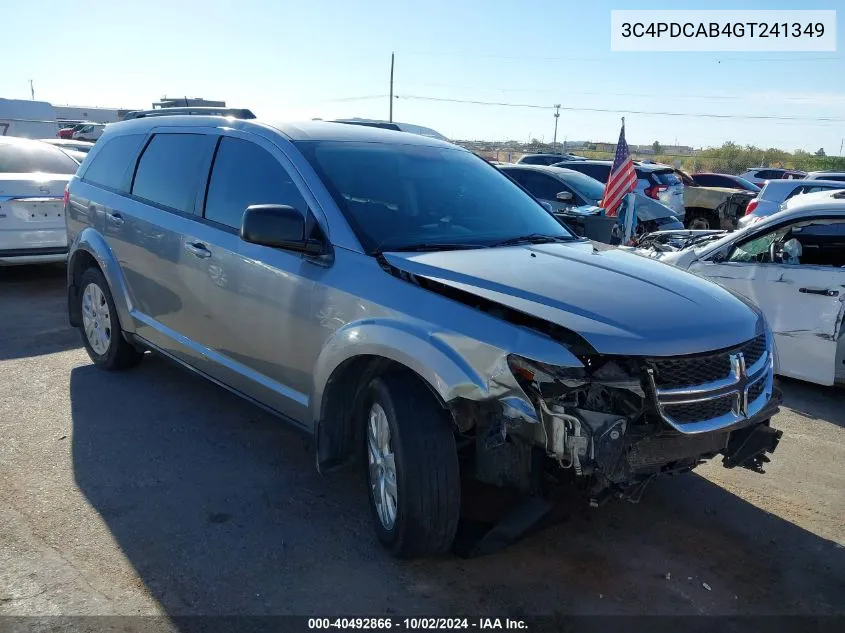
{"left": 66, "top": 114, "right": 782, "bottom": 557}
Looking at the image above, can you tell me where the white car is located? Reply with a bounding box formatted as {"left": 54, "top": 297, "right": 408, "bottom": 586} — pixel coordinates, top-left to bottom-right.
{"left": 738, "top": 167, "right": 806, "bottom": 187}
{"left": 806, "top": 171, "right": 845, "bottom": 182}
{"left": 634, "top": 189, "right": 845, "bottom": 387}
{"left": 738, "top": 178, "right": 845, "bottom": 229}
{"left": 0, "top": 136, "right": 79, "bottom": 265}
{"left": 71, "top": 123, "right": 106, "bottom": 142}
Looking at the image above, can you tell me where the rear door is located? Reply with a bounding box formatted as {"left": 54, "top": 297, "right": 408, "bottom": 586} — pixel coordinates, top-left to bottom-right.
{"left": 689, "top": 218, "right": 845, "bottom": 385}
{"left": 111, "top": 130, "right": 218, "bottom": 356}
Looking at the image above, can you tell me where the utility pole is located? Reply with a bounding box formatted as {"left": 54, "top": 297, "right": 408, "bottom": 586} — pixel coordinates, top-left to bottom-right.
{"left": 553, "top": 104, "right": 560, "bottom": 151}
{"left": 840, "top": 138, "right": 844, "bottom": 156}
{"left": 29, "top": 80, "right": 35, "bottom": 100}
{"left": 389, "top": 52, "right": 395, "bottom": 122}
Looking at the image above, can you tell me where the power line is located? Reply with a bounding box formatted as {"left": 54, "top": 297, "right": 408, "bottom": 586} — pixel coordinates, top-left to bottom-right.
{"left": 394, "top": 94, "right": 845, "bottom": 123}
{"left": 397, "top": 50, "right": 839, "bottom": 64}
{"left": 400, "top": 81, "right": 845, "bottom": 103}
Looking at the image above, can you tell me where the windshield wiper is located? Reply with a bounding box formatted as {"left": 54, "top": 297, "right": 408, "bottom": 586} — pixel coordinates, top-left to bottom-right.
{"left": 384, "top": 242, "right": 489, "bottom": 253}
{"left": 489, "top": 234, "right": 577, "bottom": 247}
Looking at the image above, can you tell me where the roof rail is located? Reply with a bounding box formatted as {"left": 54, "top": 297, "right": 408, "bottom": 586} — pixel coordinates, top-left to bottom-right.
{"left": 122, "top": 107, "right": 256, "bottom": 120}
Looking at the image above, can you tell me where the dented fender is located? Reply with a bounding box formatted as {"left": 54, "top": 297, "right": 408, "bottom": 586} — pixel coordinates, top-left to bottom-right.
{"left": 309, "top": 317, "right": 583, "bottom": 428}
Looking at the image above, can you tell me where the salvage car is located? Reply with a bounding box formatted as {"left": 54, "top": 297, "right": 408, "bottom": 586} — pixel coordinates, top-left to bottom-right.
{"left": 66, "top": 114, "right": 782, "bottom": 557}
{"left": 633, "top": 189, "right": 845, "bottom": 386}
{"left": 673, "top": 169, "right": 757, "bottom": 230}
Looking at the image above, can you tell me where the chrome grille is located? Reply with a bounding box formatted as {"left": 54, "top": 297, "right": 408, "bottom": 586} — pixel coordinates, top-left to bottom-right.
{"left": 647, "top": 334, "right": 774, "bottom": 433}
{"left": 649, "top": 335, "right": 766, "bottom": 389}
{"left": 663, "top": 394, "right": 734, "bottom": 424}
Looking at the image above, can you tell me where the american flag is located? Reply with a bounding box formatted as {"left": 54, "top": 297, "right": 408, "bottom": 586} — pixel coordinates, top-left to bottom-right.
{"left": 602, "top": 120, "right": 637, "bottom": 217}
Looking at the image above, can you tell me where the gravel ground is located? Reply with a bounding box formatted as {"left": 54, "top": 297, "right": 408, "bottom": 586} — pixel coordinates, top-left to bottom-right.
{"left": 1, "top": 265, "right": 843, "bottom": 625}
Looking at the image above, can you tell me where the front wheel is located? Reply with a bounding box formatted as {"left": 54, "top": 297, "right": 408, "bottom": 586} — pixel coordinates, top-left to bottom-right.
{"left": 363, "top": 371, "right": 460, "bottom": 558}
{"left": 78, "top": 267, "right": 142, "bottom": 370}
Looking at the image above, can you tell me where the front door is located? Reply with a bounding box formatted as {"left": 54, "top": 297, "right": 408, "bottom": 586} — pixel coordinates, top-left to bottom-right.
{"left": 690, "top": 218, "right": 845, "bottom": 385}
{"left": 174, "top": 133, "right": 320, "bottom": 423}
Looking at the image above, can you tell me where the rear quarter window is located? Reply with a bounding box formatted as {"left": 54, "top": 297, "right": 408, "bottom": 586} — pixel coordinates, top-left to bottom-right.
{"left": 82, "top": 134, "right": 146, "bottom": 192}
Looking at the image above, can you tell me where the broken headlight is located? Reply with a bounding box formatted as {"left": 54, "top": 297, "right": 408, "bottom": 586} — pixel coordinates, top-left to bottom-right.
{"left": 507, "top": 354, "right": 587, "bottom": 393}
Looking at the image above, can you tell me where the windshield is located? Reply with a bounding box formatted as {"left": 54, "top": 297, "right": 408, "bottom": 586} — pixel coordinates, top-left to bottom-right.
{"left": 558, "top": 170, "right": 605, "bottom": 202}
{"left": 296, "top": 141, "right": 574, "bottom": 252}
{"left": 0, "top": 141, "right": 79, "bottom": 174}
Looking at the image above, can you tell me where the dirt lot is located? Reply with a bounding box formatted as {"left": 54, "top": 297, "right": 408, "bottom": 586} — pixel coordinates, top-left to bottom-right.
{"left": 1, "top": 265, "right": 843, "bottom": 624}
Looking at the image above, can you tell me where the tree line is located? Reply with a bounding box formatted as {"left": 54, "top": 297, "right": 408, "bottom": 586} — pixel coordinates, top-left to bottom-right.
{"left": 580, "top": 141, "right": 845, "bottom": 175}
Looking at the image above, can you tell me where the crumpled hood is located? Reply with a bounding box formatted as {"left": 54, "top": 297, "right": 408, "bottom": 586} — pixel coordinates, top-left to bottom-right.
{"left": 385, "top": 241, "right": 760, "bottom": 356}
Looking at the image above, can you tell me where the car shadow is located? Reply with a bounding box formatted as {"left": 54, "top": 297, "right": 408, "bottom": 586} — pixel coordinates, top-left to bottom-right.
{"left": 778, "top": 377, "right": 845, "bottom": 429}
{"left": 70, "top": 356, "right": 845, "bottom": 623}
{"left": 0, "top": 264, "right": 79, "bottom": 360}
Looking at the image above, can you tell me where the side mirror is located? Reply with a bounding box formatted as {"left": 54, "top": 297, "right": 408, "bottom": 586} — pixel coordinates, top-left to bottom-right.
{"left": 540, "top": 201, "right": 554, "bottom": 212}
{"left": 240, "top": 204, "right": 325, "bottom": 255}
{"left": 556, "top": 191, "right": 574, "bottom": 202}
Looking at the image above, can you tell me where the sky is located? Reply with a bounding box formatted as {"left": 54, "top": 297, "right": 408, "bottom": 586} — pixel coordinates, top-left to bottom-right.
{"left": 4, "top": 0, "right": 843, "bottom": 153}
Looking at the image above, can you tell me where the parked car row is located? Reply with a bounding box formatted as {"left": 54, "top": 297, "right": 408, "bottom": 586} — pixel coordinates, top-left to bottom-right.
{"left": 53, "top": 109, "right": 784, "bottom": 558}
{"left": 58, "top": 122, "right": 106, "bottom": 142}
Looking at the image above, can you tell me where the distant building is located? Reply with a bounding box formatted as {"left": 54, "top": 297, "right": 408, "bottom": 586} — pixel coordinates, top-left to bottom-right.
{"left": 153, "top": 96, "right": 226, "bottom": 109}
{"left": 53, "top": 105, "right": 124, "bottom": 124}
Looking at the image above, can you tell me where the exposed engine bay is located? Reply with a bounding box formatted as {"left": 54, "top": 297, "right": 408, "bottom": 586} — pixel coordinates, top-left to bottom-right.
{"left": 470, "top": 353, "right": 782, "bottom": 504}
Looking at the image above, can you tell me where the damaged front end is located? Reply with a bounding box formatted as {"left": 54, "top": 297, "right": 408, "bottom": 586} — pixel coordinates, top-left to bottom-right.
{"left": 473, "top": 335, "right": 783, "bottom": 504}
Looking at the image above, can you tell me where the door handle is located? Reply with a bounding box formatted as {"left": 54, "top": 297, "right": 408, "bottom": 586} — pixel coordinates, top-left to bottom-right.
{"left": 799, "top": 287, "right": 839, "bottom": 297}
{"left": 184, "top": 241, "right": 212, "bottom": 259}
{"left": 107, "top": 211, "right": 124, "bottom": 226}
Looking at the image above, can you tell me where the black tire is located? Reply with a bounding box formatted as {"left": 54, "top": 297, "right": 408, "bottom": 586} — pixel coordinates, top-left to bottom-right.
{"left": 686, "top": 211, "right": 714, "bottom": 230}
{"left": 78, "top": 267, "right": 142, "bottom": 370}
{"left": 363, "top": 371, "right": 460, "bottom": 558}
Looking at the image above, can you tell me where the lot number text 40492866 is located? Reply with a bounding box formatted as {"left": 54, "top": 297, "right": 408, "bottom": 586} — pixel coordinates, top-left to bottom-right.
{"left": 307, "top": 618, "right": 528, "bottom": 630}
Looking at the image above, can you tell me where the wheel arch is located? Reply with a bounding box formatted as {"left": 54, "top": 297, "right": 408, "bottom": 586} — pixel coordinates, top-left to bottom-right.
{"left": 67, "top": 228, "right": 134, "bottom": 332}
{"left": 311, "top": 320, "right": 494, "bottom": 472}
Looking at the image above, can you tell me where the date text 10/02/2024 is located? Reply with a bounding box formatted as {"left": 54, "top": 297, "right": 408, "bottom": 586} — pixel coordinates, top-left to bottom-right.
{"left": 307, "top": 618, "right": 529, "bottom": 630}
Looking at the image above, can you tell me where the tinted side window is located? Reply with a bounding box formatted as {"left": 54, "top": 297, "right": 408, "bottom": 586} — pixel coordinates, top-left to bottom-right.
{"left": 83, "top": 134, "right": 145, "bottom": 191}
{"left": 132, "top": 134, "right": 216, "bottom": 213}
{"left": 204, "top": 137, "right": 306, "bottom": 230}
{"left": 569, "top": 163, "right": 611, "bottom": 182}
{"left": 693, "top": 174, "right": 718, "bottom": 187}
{"left": 519, "top": 155, "right": 542, "bottom": 165}
{"left": 527, "top": 172, "right": 565, "bottom": 200}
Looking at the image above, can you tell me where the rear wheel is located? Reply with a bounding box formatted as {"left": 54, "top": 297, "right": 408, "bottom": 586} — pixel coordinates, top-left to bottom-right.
{"left": 363, "top": 371, "right": 460, "bottom": 558}
{"left": 78, "top": 267, "right": 142, "bottom": 370}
